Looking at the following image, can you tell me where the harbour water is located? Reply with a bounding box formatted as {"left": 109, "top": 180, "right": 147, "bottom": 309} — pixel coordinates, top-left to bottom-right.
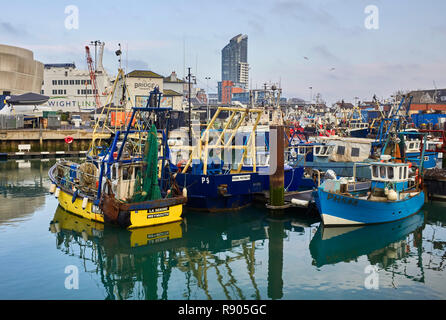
{"left": 1, "top": 159, "right": 446, "bottom": 300}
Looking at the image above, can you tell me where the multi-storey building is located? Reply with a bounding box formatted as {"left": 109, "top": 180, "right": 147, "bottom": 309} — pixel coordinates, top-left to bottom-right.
{"left": 221, "top": 34, "right": 249, "bottom": 90}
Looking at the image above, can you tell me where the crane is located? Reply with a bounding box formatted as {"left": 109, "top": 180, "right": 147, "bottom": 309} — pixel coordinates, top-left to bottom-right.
{"left": 85, "top": 45, "right": 102, "bottom": 111}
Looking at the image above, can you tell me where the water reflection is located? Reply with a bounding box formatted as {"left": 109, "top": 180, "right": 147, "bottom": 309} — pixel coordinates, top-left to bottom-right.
{"left": 309, "top": 212, "right": 425, "bottom": 269}
{"left": 49, "top": 200, "right": 446, "bottom": 299}
{"left": 50, "top": 205, "right": 321, "bottom": 300}
{"left": 0, "top": 160, "right": 54, "bottom": 223}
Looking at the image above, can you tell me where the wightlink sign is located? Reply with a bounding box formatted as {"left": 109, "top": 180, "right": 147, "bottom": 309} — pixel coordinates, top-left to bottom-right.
{"left": 45, "top": 98, "right": 98, "bottom": 110}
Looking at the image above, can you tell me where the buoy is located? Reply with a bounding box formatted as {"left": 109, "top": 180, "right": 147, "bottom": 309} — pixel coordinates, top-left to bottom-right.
{"left": 182, "top": 187, "right": 188, "bottom": 198}
{"left": 82, "top": 197, "right": 88, "bottom": 210}
{"left": 55, "top": 187, "right": 60, "bottom": 198}
{"left": 291, "top": 198, "right": 309, "bottom": 207}
{"left": 49, "top": 184, "right": 56, "bottom": 194}
{"left": 384, "top": 187, "right": 389, "bottom": 195}
{"left": 387, "top": 189, "right": 398, "bottom": 201}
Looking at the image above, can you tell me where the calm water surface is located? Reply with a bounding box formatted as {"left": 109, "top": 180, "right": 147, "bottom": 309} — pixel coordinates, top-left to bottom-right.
{"left": 0, "top": 159, "right": 445, "bottom": 300}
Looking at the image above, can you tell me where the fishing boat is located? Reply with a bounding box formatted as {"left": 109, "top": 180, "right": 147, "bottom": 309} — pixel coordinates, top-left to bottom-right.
{"left": 48, "top": 88, "right": 187, "bottom": 229}
{"left": 287, "top": 137, "right": 374, "bottom": 179}
{"left": 313, "top": 155, "right": 425, "bottom": 226}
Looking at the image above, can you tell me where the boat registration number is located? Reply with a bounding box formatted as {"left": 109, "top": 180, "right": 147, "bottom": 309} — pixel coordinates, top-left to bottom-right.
{"left": 232, "top": 175, "right": 251, "bottom": 182}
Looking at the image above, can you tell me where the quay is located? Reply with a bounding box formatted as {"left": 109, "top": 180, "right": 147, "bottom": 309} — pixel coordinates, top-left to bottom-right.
{"left": 3, "top": 150, "right": 87, "bottom": 160}
{"left": 0, "top": 129, "right": 109, "bottom": 155}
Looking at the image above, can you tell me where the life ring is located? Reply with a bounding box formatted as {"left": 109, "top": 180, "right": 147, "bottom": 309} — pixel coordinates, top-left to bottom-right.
{"left": 177, "top": 159, "right": 186, "bottom": 169}
{"left": 64, "top": 136, "right": 74, "bottom": 144}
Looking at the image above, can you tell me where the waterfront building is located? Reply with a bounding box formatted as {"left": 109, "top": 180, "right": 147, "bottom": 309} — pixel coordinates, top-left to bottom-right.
{"left": 41, "top": 42, "right": 112, "bottom": 112}
{"left": 221, "top": 34, "right": 249, "bottom": 90}
{"left": 220, "top": 80, "right": 244, "bottom": 105}
{"left": 127, "top": 70, "right": 183, "bottom": 111}
{"left": 0, "top": 44, "right": 43, "bottom": 96}
{"left": 163, "top": 71, "right": 184, "bottom": 96}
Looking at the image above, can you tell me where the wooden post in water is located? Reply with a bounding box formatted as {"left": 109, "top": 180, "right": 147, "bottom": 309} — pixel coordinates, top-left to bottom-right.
{"left": 269, "top": 124, "right": 285, "bottom": 208}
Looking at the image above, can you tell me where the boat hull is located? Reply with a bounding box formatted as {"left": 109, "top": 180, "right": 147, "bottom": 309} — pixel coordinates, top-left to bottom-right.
{"left": 174, "top": 167, "right": 306, "bottom": 211}
{"left": 315, "top": 188, "right": 425, "bottom": 226}
{"left": 55, "top": 187, "right": 183, "bottom": 229}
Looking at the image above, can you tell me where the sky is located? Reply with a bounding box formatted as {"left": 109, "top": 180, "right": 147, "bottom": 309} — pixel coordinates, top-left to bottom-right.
{"left": 1, "top": 0, "right": 445, "bottom": 105}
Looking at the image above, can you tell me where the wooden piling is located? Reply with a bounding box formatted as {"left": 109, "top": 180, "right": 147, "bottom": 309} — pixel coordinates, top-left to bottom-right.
{"left": 269, "top": 125, "right": 285, "bottom": 208}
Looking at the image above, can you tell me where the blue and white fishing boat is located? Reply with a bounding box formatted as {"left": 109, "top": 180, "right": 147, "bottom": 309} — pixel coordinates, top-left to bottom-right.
{"left": 314, "top": 156, "right": 425, "bottom": 226}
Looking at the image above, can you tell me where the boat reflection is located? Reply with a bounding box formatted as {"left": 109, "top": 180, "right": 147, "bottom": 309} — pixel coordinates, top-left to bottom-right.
{"left": 309, "top": 211, "right": 426, "bottom": 268}
{"left": 50, "top": 204, "right": 321, "bottom": 300}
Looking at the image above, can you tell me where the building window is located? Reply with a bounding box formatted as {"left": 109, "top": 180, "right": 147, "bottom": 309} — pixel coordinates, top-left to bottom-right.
{"left": 70, "top": 80, "right": 74, "bottom": 85}
{"left": 52, "top": 90, "right": 57, "bottom": 95}
{"left": 64, "top": 80, "right": 68, "bottom": 85}
{"left": 87, "top": 80, "right": 91, "bottom": 85}
{"left": 41, "top": 90, "right": 44, "bottom": 94}
{"left": 64, "top": 90, "right": 66, "bottom": 94}
{"left": 52, "top": 80, "right": 57, "bottom": 85}
{"left": 77, "top": 90, "right": 80, "bottom": 95}
{"left": 75, "top": 80, "right": 80, "bottom": 85}
{"left": 65, "top": 71, "right": 68, "bottom": 77}
{"left": 58, "top": 80, "right": 63, "bottom": 85}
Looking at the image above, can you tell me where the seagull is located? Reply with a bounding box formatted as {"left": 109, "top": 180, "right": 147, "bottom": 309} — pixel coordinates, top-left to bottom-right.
{"left": 330, "top": 67, "right": 335, "bottom": 71}
{"left": 303, "top": 56, "right": 309, "bottom": 60}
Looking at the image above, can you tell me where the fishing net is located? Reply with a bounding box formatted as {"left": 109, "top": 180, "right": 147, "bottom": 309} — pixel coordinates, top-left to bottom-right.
{"left": 131, "top": 124, "right": 162, "bottom": 202}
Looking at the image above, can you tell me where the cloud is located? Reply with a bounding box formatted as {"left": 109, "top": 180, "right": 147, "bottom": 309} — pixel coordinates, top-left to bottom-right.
{"left": 0, "top": 21, "right": 29, "bottom": 37}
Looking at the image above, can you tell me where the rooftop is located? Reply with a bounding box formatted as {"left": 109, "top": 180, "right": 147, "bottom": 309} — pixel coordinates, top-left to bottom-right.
{"left": 126, "top": 70, "right": 164, "bottom": 78}
{"left": 163, "top": 89, "right": 182, "bottom": 96}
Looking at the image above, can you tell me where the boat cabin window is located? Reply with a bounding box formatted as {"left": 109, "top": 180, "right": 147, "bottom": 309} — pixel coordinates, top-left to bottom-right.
{"left": 409, "top": 142, "right": 414, "bottom": 149}
{"left": 404, "top": 166, "right": 407, "bottom": 179}
{"left": 372, "top": 165, "right": 379, "bottom": 178}
{"left": 388, "top": 167, "right": 394, "bottom": 179}
{"left": 351, "top": 147, "right": 360, "bottom": 157}
{"left": 315, "top": 146, "right": 320, "bottom": 154}
{"left": 399, "top": 166, "right": 402, "bottom": 180}
{"left": 111, "top": 165, "right": 118, "bottom": 180}
{"left": 337, "top": 146, "right": 345, "bottom": 155}
{"left": 122, "top": 167, "right": 131, "bottom": 180}
{"left": 380, "top": 166, "right": 386, "bottom": 179}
